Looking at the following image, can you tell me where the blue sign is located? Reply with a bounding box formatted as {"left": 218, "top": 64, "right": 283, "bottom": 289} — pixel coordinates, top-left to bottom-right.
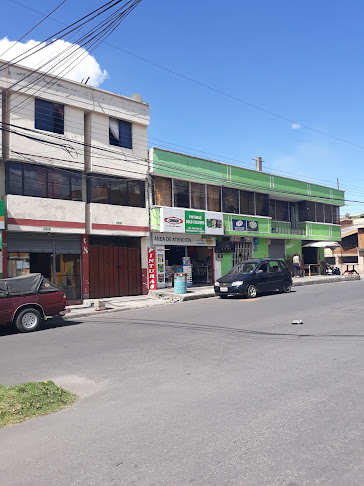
{"left": 232, "top": 219, "right": 247, "bottom": 231}
{"left": 254, "top": 238, "right": 259, "bottom": 245}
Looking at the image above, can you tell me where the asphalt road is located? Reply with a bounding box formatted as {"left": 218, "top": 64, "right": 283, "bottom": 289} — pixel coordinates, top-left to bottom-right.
{"left": 1, "top": 281, "right": 363, "bottom": 486}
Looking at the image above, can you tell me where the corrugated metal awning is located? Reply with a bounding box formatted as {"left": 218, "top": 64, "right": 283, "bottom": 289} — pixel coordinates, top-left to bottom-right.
{"left": 302, "top": 241, "right": 341, "bottom": 248}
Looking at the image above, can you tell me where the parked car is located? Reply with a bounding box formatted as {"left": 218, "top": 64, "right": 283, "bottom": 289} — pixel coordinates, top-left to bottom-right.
{"left": 0, "top": 273, "right": 66, "bottom": 332}
{"left": 214, "top": 258, "right": 292, "bottom": 299}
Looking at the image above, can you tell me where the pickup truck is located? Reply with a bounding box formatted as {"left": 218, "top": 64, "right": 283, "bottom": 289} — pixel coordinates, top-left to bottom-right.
{"left": 0, "top": 273, "right": 66, "bottom": 333}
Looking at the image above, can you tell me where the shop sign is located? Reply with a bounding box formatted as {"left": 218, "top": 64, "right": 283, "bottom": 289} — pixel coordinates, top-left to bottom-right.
{"left": 0, "top": 201, "right": 4, "bottom": 230}
{"left": 160, "top": 208, "right": 223, "bottom": 235}
{"left": 148, "top": 247, "right": 157, "bottom": 290}
{"left": 185, "top": 210, "right": 205, "bottom": 233}
{"left": 152, "top": 233, "right": 216, "bottom": 247}
{"left": 232, "top": 219, "right": 259, "bottom": 232}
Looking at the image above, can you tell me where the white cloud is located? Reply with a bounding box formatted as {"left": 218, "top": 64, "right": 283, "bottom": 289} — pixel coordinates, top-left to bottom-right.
{"left": 0, "top": 37, "right": 108, "bottom": 87}
{"left": 291, "top": 122, "right": 301, "bottom": 130}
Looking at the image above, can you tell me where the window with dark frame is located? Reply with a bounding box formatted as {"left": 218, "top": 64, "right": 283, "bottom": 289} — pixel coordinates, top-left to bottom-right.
{"left": 87, "top": 174, "right": 145, "bottom": 207}
{"left": 35, "top": 98, "right": 64, "bottom": 134}
{"left": 173, "top": 179, "right": 190, "bottom": 208}
{"left": 255, "top": 193, "right": 269, "bottom": 217}
{"left": 222, "top": 187, "right": 239, "bottom": 213}
{"left": 240, "top": 190, "right": 255, "bottom": 215}
{"left": 191, "top": 182, "right": 206, "bottom": 210}
{"left": 109, "top": 118, "right": 132, "bottom": 149}
{"left": 6, "top": 161, "right": 81, "bottom": 201}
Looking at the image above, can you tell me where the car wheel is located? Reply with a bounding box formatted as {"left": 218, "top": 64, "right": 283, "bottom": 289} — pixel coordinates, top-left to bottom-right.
{"left": 15, "top": 308, "right": 42, "bottom": 333}
{"left": 247, "top": 285, "right": 258, "bottom": 299}
{"left": 282, "top": 281, "right": 292, "bottom": 293}
{"left": 219, "top": 294, "right": 228, "bottom": 299}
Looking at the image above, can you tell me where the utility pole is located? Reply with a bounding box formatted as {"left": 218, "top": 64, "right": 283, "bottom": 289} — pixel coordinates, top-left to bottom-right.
{"left": 337, "top": 178, "right": 340, "bottom": 190}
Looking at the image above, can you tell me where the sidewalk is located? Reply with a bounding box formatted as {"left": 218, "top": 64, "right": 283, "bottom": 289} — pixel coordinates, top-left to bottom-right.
{"left": 63, "top": 274, "right": 361, "bottom": 320}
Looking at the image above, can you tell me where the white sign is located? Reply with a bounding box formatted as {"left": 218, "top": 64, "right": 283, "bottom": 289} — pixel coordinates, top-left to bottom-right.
{"left": 159, "top": 207, "right": 223, "bottom": 235}
{"left": 152, "top": 233, "right": 216, "bottom": 246}
{"left": 160, "top": 208, "right": 185, "bottom": 233}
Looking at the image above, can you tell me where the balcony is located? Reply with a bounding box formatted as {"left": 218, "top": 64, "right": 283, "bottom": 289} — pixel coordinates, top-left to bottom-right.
{"left": 271, "top": 221, "right": 306, "bottom": 236}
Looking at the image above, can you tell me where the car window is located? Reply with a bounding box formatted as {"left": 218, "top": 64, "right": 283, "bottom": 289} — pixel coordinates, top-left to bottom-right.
{"left": 229, "top": 262, "right": 258, "bottom": 274}
{"left": 258, "top": 263, "right": 268, "bottom": 273}
{"left": 268, "top": 261, "right": 280, "bottom": 273}
{"left": 278, "top": 260, "right": 288, "bottom": 270}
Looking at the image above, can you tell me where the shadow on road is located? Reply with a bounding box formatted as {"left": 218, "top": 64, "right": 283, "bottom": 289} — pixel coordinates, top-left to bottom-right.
{"left": 0, "top": 317, "right": 82, "bottom": 337}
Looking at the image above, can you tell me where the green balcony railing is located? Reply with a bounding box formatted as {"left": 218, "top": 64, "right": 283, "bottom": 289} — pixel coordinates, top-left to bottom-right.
{"left": 271, "top": 221, "right": 306, "bottom": 236}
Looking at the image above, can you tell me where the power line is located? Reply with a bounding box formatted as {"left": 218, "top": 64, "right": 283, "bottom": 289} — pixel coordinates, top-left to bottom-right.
{"left": 5, "top": 0, "right": 364, "bottom": 153}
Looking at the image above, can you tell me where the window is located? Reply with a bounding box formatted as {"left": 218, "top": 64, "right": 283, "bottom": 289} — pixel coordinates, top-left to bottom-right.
{"left": 298, "top": 201, "right": 307, "bottom": 222}
{"left": 306, "top": 201, "right": 316, "bottom": 221}
{"left": 173, "top": 179, "right": 189, "bottom": 208}
{"left": 240, "top": 191, "right": 255, "bottom": 215}
{"left": 316, "top": 202, "right": 325, "bottom": 223}
{"left": 275, "top": 200, "right": 289, "bottom": 221}
{"left": 191, "top": 182, "right": 206, "bottom": 210}
{"left": 87, "top": 174, "right": 145, "bottom": 207}
{"left": 35, "top": 98, "right": 64, "bottom": 134}
{"left": 153, "top": 177, "right": 172, "bottom": 206}
{"left": 268, "top": 260, "right": 280, "bottom": 273}
{"left": 255, "top": 193, "right": 269, "bottom": 217}
{"left": 207, "top": 185, "right": 221, "bottom": 211}
{"left": 222, "top": 187, "right": 239, "bottom": 213}
{"left": 109, "top": 118, "right": 132, "bottom": 149}
{"left": 333, "top": 206, "right": 339, "bottom": 224}
{"left": 324, "top": 204, "right": 333, "bottom": 223}
{"left": 6, "top": 162, "right": 81, "bottom": 201}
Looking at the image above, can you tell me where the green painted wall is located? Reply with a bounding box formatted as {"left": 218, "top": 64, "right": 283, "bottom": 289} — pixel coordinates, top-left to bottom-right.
{"left": 221, "top": 252, "right": 232, "bottom": 276}
{"left": 151, "top": 148, "right": 345, "bottom": 206}
{"left": 285, "top": 239, "right": 302, "bottom": 257}
{"left": 150, "top": 208, "right": 160, "bottom": 231}
{"left": 254, "top": 238, "right": 269, "bottom": 258}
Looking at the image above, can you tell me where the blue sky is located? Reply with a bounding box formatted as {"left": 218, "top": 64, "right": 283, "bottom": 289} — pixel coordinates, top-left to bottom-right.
{"left": 2, "top": 0, "right": 364, "bottom": 215}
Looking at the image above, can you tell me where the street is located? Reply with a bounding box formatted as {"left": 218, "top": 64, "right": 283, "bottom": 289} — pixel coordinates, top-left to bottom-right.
{"left": 0, "top": 281, "right": 363, "bottom": 486}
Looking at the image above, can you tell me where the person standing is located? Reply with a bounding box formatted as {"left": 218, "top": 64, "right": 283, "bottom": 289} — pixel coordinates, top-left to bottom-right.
{"left": 293, "top": 253, "right": 301, "bottom": 277}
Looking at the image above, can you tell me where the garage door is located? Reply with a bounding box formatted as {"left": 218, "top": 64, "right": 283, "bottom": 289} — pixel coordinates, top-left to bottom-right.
{"left": 268, "top": 239, "right": 285, "bottom": 258}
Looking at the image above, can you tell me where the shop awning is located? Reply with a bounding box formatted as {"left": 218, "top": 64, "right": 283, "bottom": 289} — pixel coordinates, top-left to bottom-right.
{"left": 302, "top": 241, "right": 341, "bottom": 248}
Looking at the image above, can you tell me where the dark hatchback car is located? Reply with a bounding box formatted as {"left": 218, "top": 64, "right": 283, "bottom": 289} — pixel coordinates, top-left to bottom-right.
{"left": 214, "top": 258, "right": 292, "bottom": 299}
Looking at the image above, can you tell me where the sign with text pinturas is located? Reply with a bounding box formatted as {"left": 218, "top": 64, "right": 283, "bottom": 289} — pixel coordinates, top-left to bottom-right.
{"left": 160, "top": 207, "right": 223, "bottom": 235}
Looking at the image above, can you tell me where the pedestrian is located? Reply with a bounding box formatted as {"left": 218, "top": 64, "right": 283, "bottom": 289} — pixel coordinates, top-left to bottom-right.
{"left": 293, "top": 253, "right": 301, "bottom": 277}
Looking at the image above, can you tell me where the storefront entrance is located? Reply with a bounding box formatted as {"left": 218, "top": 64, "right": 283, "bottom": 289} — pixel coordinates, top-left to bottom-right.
{"left": 89, "top": 236, "right": 141, "bottom": 298}
{"left": 164, "top": 245, "right": 214, "bottom": 285}
{"left": 7, "top": 233, "right": 81, "bottom": 300}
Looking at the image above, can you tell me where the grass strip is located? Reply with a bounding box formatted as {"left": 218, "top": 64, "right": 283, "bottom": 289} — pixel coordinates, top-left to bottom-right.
{"left": 0, "top": 381, "right": 77, "bottom": 427}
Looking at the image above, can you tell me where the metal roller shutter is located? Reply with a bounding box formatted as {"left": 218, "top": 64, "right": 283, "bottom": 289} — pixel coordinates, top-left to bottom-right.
{"left": 7, "top": 233, "right": 81, "bottom": 254}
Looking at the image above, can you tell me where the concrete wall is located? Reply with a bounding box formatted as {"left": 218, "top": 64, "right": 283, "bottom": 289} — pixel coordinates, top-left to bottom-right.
{"left": 9, "top": 93, "right": 85, "bottom": 171}
{"left": 87, "top": 203, "right": 149, "bottom": 236}
{"left": 6, "top": 195, "right": 85, "bottom": 233}
{"left": 87, "top": 112, "right": 147, "bottom": 178}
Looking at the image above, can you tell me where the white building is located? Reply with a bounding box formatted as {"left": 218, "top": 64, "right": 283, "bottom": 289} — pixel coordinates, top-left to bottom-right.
{"left": 0, "top": 60, "right": 150, "bottom": 301}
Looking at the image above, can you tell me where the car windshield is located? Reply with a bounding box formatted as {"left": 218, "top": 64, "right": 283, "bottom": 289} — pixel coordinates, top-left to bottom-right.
{"left": 229, "top": 261, "right": 258, "bottom": 274}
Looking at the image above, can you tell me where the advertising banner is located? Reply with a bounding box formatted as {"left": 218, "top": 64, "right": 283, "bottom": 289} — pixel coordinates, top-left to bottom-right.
{"left": 148, "top": 247, "right": 157, "bottom": 290}
{"left": 0, "top": 201, "right": 4, "bottom": 230}
{"left": 152, "top": 233, "right": 216, "bottom": 246}
{"left": 156, "top": 246, "right": 165, "bottom": 288}
{"left": 160, "top": 207, "right": 223, "bottom": 235}
{"left": 232, "top": 219, "right": 259, "bottom": 232}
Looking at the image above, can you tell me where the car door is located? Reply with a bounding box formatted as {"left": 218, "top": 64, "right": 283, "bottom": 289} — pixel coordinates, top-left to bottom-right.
{"left": 254, "top": 262, "right": 271, "bottom": 292}
{"left": 267, "top": 260, "right": 283, "bottom": 290}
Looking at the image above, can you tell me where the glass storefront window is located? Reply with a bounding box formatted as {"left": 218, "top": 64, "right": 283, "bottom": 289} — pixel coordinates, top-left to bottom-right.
{"left": 8, "top": 253, "right": 30, "bottom": 277}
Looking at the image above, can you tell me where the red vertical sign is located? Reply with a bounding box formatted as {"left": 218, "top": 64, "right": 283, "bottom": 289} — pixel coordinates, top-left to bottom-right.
{"left": 148, "top": 247, "right": 157, "bottom": 290}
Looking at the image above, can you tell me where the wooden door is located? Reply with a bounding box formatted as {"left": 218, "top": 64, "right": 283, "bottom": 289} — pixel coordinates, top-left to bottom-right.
{"left": 89, "top": 245, "right": 141, "bottom": 298}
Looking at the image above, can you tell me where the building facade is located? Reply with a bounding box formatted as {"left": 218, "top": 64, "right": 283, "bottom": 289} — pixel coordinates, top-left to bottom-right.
{"left": 0, "top": 61, "right": 150, "bottom": 301}
{"left": 327, "top": 215, "right": 364, "bottom": 274}
{"left": 147, "top": 148, "right": 344, "bottom": 288}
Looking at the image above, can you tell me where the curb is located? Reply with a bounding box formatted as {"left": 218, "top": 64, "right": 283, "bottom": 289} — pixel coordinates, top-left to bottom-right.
{"left": 62, "top": 275, "right": 361, "bottom": 320}
{"left": 292, "top": 275, "right": 360, "bottom": 287}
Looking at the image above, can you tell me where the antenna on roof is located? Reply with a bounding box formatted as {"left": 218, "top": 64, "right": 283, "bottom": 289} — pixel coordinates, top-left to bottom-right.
{"left": 84, "top": 77, "right": 90, "bottom": 85}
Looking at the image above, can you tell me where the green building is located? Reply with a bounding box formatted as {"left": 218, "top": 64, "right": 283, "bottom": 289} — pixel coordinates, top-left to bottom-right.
{"left": 148, "top": 148, "right": 344, "bottom": 288}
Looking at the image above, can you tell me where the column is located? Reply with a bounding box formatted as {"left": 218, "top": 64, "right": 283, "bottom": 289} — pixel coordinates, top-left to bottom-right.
{"left": 81, "top": 234, "right": 89, "bottom": 300}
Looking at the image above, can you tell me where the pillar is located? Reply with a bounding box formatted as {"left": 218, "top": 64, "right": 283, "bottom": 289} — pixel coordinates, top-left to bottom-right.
{"left": 82, "top": 234, "right": 89, "bottom": 300}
